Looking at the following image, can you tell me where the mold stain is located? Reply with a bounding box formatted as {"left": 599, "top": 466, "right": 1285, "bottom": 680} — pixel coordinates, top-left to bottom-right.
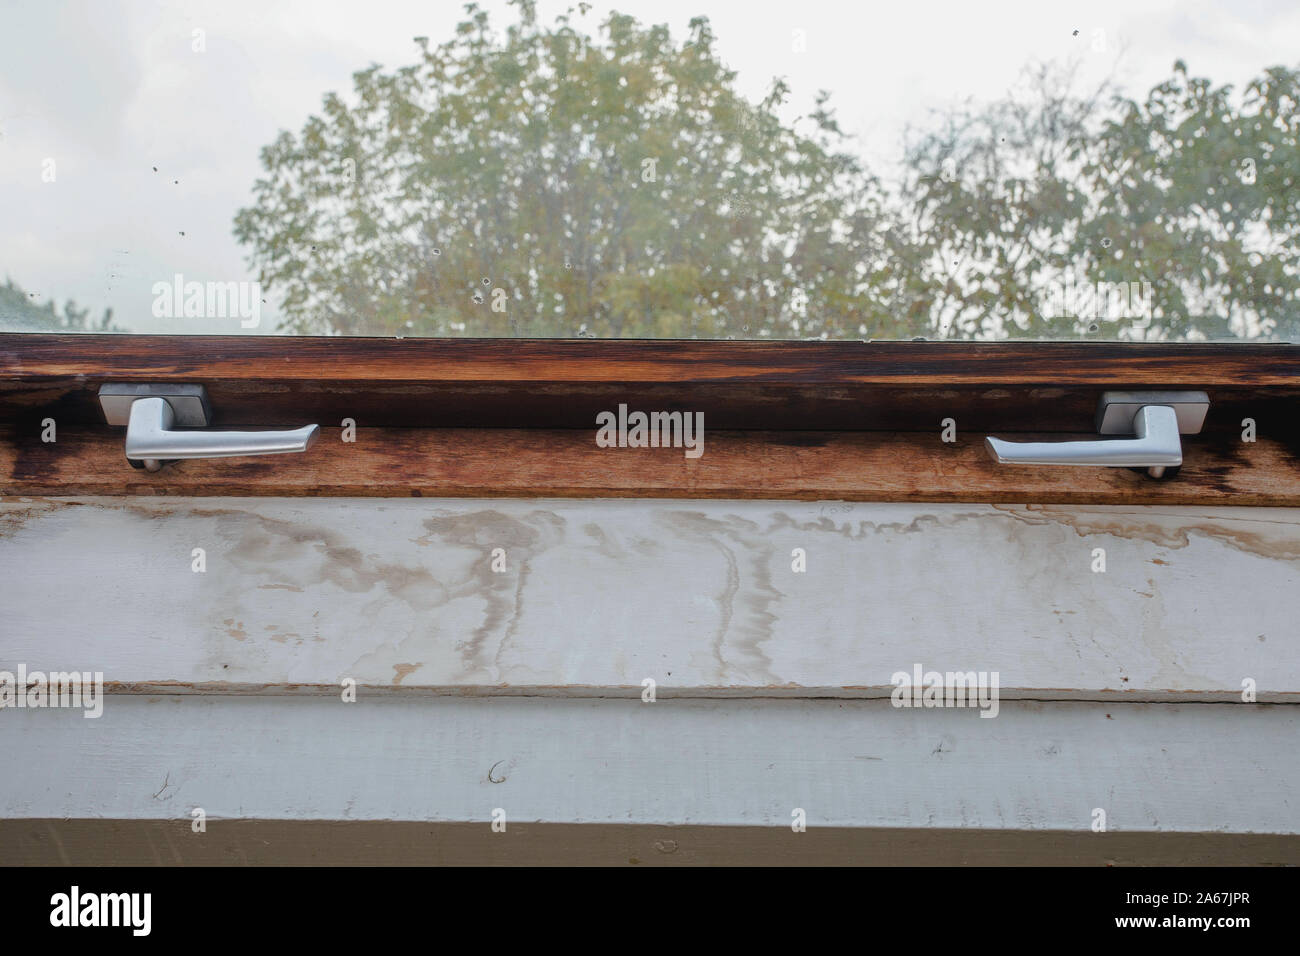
{"left": 414, "top": 508, "right": 565, "bottom": 673}
{"left": 654, "top": 509, "right": 783, "bottom": 683}
{"left": 392, "top": 662, "right": 421, "bottom": 685}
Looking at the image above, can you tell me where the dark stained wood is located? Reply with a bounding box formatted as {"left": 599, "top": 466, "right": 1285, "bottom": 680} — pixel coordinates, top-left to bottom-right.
{"left": 5, "top": 334, "right": 1300, "bottom": 383}
{"left": 3, "top": 819, "right": 1296, "bottom": 866}
{"left": 2, "top": 334, "right": 1299, "bottom": 432}
{"left": 4, "top": 380, "right": 1298, "bottom": 435}
{"left": 4, "top": 424, "right": 1296, "bottom": 505}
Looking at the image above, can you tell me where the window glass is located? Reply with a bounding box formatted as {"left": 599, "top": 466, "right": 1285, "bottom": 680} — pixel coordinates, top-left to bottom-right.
{"left": 1, "top": 0, "right": 1295, "bottom": 339}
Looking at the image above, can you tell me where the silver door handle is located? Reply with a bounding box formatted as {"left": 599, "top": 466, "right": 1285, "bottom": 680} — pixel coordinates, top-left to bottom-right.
{"left": 985, "top": 391, "right": 1209, "bottom": 479}
{"left": 99, "top": 384, "right": 319, "bottom": 472}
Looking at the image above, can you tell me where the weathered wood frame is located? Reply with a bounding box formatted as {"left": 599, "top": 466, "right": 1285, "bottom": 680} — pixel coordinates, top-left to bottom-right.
{"left": 2, "top": 334, "right": 1297, "bottom": 503}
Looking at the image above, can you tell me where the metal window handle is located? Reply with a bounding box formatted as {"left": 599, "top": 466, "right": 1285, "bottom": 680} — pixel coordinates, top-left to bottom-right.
{"left": 99, "top": 384, "right": 319, "bottom": 472}
{"left": 985, "top": 390, "right": 1210, "bottom": 479}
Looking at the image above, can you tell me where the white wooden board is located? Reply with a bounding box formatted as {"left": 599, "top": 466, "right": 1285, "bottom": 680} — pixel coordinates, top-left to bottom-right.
{"left": 0, "top": 696, "right": 1296, "bottom": 834}
{"left": 2, "top": 496, "right": 1298, "bottom": 700}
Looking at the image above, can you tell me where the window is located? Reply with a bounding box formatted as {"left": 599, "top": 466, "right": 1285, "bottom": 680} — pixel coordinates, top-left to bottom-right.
{"left": 2, "top": 1, "right": 1295, "bottom": 340}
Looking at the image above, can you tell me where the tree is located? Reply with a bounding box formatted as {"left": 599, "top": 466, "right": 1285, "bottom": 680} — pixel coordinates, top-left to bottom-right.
{"left": 0, "top": 276, "right": 117, "bottom": 332}
{"left": 897, "top": 62, "right": 1300, "bottom": 340}
{"left": 1083, "top": 62, "right": 1300, "bottom": 340}
{"left": 234, "top": 0, "right": 898, "bottom": 338}
{"left": 236, "top": 1, "right": 1298, "bottom": 341}
{"left": 892, "top": 64, "right": 1108, "bottom": 340}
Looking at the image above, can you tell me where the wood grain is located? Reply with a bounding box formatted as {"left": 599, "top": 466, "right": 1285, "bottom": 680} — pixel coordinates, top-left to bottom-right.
{"left": 6, "top": 334, "right": 1300, "bottom": 384}
{"left": 3, "top": 334, "right": 1299, "bottom": 431}
{"left": 3, "top": 425, "right": 1296, "bottom": 503}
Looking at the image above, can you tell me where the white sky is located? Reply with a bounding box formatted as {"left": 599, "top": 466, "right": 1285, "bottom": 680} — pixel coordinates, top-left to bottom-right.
{"left": 0, "top": 0, "right": 1296, "bottom": 332}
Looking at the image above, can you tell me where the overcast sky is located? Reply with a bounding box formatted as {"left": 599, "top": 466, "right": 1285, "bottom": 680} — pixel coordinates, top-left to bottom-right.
{"left": 1, "top": 0, "right": 1296, "bottom": 332}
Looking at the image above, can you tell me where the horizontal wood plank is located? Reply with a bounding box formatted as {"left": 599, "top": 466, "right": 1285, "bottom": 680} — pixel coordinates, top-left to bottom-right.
{"left": 3, "top": 696, "right": 1297, "bottom": 836}
{"left": 3, "top": 335, "right": 1299, "bottom": 432}
{"left": 3, "top": 425, "right": 1297, "bottom": 504}
{"left": 6, "top": 335, "right": 1300, "bottom": 385}
{"left": 6, "top": 818, "right": 1294, "bottom": 866}
{"left": 4, "top": 497, "right": 1297, "bottom": 701}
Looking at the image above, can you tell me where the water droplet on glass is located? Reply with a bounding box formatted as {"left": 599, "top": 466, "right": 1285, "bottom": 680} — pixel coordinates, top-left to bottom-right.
{"left": 472, "top": 293, "right": 483, "bottom": 304}
{"left": 1100, "top": 238, "right": 1112, "bottom": 248}
{"left": 481, "top": 277, "right": 490, "bottom": 286}
{"left": 1088, "top": 323, "right": 1099, "bottom": 333}
{"left": 432, "top": 248, "right": 441, "bottom": 256}
{"left": 564, "top": 262, "right": 572, "bottom": 269}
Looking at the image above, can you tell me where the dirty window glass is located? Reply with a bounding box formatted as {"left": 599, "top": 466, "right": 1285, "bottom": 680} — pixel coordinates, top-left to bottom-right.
{"left": 1, "top": 0, "right": 1296, "bottom": 340}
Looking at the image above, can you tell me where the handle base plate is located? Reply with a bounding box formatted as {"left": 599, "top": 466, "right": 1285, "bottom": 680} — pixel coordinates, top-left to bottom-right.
{"left": 99, "top": 384, "right": 212, "bottom": 427}
{"left": 1096, "top": 390, "right": 1209, "bottom": 435}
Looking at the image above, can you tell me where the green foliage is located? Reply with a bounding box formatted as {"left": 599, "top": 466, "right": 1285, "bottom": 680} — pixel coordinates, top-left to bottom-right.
{"left": 895, "top": 64, "right": 1104, "bottom": 339}
{"left": 235, "top": 1, "right": 1299, "bottom": 340}
{"left": 0, "top": 276, "right": 117, "bottom": 332}
{"left": 1084, "top": 63, "right": 1300, "bottom": 340}
{"left": 234, "top": 0, "right": 896, "bottom": 337}
{"left": 898, "top": 61, "right": 1300, "bottom": 340}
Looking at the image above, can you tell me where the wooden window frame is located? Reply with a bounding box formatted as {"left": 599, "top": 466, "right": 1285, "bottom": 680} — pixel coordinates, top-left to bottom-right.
{"left": 2, "top": 333, "right": 1298, "bottom": 504}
